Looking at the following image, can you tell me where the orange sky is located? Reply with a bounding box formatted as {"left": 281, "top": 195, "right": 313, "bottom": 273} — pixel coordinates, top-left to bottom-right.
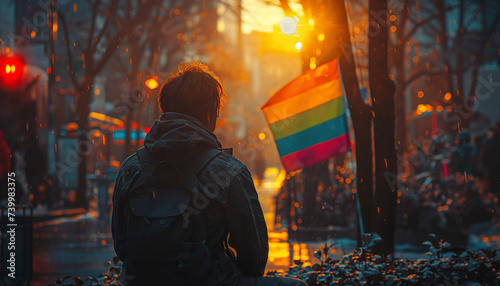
{"left": 242, "top": 0, "right": 304, "bottom": 34}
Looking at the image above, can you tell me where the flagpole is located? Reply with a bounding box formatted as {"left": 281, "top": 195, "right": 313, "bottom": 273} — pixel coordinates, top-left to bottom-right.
{"left": 349, "top": 151, "right": 365, "bottom": 237}
{"left": 291, "top": 174, "right": 301, "bottom": 243}
{"left": 337, "top": 60, "right": 365, "bottom": 239}
{"left": 343, "top": 110, "right": 365, "bottom": 238}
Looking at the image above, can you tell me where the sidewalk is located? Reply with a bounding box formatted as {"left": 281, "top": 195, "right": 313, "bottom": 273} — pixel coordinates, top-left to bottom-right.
{"left": 0, "top": 199, "right": 89, "bottom": 224}
{"left": 32, "top": 205, "right": 87, "bottom": 223}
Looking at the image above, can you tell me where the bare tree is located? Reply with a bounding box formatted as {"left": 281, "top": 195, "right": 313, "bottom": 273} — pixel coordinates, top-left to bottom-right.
{"left": 58, "top": 0, "right": 160, "bottom": 207}
{"left": 392, "top": 0, "right": 500, "bottom": 133}
{"left": 113, "top": 0, "right": 226, "bottom": 156}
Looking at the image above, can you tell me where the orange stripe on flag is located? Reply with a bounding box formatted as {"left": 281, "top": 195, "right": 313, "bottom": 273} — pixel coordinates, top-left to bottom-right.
{"left": 262, "top": 59, "right": 340, "bottom": 108}
{"left": 262, "top": 78, "right": 342, "bottom": 124}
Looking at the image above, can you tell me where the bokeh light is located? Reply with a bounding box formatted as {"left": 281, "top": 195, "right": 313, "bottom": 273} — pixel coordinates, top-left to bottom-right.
{"left": 145, "top": 77, "right": 159, "bottom": 90}
{"left": 310, "top": 57, "right": 317, "bottom": 69}
{"left": 444, "top": 92, "right": 452, "bottom": 102}
{"left": 295, "top": 42, "right": 302, "bottom": 51}
{"left": 280, "top": 17, "right": 298, "bottom": 35}
{"left": 417, "top": 104, "right": 427, "bottom": 114}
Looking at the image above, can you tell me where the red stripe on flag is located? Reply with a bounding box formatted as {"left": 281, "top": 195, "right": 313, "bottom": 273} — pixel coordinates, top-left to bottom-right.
{"left": 262, "top": 59, "right": 340, "bottom": 108}
{"left": 280, "top": 133, "right": 350, "bottom": 172}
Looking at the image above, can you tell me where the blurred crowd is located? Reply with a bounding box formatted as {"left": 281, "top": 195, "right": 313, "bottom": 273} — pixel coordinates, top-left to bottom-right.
{"left": 274, "top": 123, "right": 500, "bottom": 235}
{"left": 0, "top": 130, "right": 47, "bottom": 207}
{"left": 409, "top": 122, "right": 500, "bottom": 195}
{"left": 397, "top": 123, "right": 500, "bottom": 233}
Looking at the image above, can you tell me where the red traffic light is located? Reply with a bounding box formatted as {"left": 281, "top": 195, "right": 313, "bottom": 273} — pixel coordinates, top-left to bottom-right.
{"left": 0, "top": 54, "right": 25, "bottom": 90}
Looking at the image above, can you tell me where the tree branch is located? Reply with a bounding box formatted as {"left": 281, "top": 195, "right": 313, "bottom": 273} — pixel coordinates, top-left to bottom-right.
{"left": 403, "top": 13, "right": 443, "bottom": 43}
{"left": 466, "top": 15, "right": 500, "bottom": 100}
{"left": 404, "top": 69, "right": 443, "bottom": 87}
{"left": 92, "top": 1, "right": 157, "bottom": 78}
{"left": 91, "top": 0, "right": 119, "bottom": 54}
{"left": 279, "top": 0, "right": 294, "bottom": 17}
{"left": 86, "top": 0, "right": 101, "bottom": 55}
{"left": 57, "top": 11, "right": 81, "bottom": 90}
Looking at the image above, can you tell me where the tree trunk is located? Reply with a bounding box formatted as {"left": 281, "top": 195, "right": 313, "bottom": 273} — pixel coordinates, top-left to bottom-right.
{"left": 333, "top": 0, "right": 375, "bottom": 238}
{"left": 76, "top": 87, "right": 91, "bottom": 209}
{"left": 436, "top": 1, "right": 455, "bottom": 104}
{"left": 393, "top": 2, "right": 409, "bottom": 151}
{"left": 455, "top": 0, "right": 465, "bottom": 110}
{"left": 394, "top": 77, "right": 407, "bottom": 150}
{"left": 369, "top": 0, "right": 398, "bottom": 257}
{"left": 302, "top": 161, "right": 331, "bottom": 226}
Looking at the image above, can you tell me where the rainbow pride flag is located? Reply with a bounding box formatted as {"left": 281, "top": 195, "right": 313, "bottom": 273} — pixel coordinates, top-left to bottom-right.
{"left": 261, "top": 59, "right": 350, "bottom": 172}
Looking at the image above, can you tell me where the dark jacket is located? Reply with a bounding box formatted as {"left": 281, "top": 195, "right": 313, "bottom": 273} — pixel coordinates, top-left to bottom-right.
{"left": 112, "top": 112, "right": 269, "bottom": 285}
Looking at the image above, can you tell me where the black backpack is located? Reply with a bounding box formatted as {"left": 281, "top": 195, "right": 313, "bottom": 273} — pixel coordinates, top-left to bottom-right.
{"left": 125, "top": 147, "right": 221, "bottom": 284}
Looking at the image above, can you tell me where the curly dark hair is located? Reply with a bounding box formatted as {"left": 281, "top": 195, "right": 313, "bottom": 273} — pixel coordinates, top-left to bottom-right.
{"left": 158, "top": 62, "right": 227, "bottom": 123}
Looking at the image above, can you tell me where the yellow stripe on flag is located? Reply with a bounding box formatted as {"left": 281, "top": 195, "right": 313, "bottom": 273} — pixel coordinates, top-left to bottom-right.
{"left": 263, "top": 78, "right": 342, "bottom": 124}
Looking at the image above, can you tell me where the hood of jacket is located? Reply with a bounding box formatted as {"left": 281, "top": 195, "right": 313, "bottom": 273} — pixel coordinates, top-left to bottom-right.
{"left": 143, "top": 112, "right": 221, "bottom": 159}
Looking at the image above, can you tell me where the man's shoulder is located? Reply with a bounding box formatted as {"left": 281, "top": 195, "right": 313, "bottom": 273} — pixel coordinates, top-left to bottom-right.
{"left": 199, "top": 151, "right": 249, "bottom": 182}
{"left": 211, "top": 152, "right": 247, "bottom": 171}
{"left": 121, "top": 153, "right": 142, "bottom": 172}
{"left": 115, "top": 152, "right": 142, "bottom": 186}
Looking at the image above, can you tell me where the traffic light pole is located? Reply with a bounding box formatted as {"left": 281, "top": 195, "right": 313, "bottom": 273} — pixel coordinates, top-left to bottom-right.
{"left": 48, "top": 0, "right": 56, "bottom": 131}
{"left": 48, "top": 0, "right": 60, "bottom": 208}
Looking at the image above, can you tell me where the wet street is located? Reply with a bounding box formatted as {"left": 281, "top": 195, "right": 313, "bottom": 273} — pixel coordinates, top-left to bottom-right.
{"left": 32, "top": 212, "right": 115, "bottom": 286}
{"left": 30, "top": 178, "right": 500, "bottom": 285}
{"left": 30, "top": 177, "right": 303, "bottom": 285}
{"left": 30, "top": 181, "right": 285, "bottom": 285}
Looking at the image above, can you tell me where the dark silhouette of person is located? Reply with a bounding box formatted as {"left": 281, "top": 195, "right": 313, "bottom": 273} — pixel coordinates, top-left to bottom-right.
{"left": 25, "top": 137, "right": 45, "bottom": 206}
{"left": 450, "top": 130, "right": 476, "bottom": 175}
{"left": 112, "top": 62, "right": 306, "bottom": 286}
{"left": 483, "top": 123, "right": 500, "bottom": 194}
{"left": 471, "top": 132, "right": 487, "bottom": 178}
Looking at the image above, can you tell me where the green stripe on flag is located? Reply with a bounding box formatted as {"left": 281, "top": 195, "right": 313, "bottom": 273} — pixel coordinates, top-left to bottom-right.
{"left": 269, "top": 97, "right": 345, "bottom": 140}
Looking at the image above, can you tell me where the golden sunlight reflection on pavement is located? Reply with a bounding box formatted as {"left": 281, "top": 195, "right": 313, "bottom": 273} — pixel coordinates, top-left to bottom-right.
{"left": 256, "top": 168, "right": 315, "bottom": 271}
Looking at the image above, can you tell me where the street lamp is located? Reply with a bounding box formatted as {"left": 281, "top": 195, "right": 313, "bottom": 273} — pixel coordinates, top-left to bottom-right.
{"left": 145, "top": 77, "right": 159, "bottom": 90}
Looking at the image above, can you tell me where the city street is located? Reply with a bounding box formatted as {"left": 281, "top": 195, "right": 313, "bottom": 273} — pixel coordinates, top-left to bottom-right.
{"left": 30, "top": 178, "right": 500, "bottom": 285}
{"left": 30, "top": 178, "right": 318, "bottom": 285}
{"left": 32, "top": 212, "right": 115, "bottom": 286}
{"left": 1, "top": 0, "right": 499, "bottom": 284}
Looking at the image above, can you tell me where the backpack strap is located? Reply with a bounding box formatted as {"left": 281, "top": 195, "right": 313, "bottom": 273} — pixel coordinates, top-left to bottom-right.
{"left": 136, "top": 147, "right": 158, "bottom": 173}
{"left": 183, "top": 148, "right": 222, "bottom": 176}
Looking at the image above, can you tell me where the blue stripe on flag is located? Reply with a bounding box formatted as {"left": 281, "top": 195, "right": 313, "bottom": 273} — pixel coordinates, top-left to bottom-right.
{"left": 275, "top": 115, "right": 348, "bottom": 156}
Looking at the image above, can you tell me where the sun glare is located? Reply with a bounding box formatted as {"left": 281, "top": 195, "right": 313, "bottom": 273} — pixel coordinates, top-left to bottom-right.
{"left": 280, "top": 17, "right": 298, "bottom": 35}
{"left": 241, "top": 0, "right": 304, "bottom": 34}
